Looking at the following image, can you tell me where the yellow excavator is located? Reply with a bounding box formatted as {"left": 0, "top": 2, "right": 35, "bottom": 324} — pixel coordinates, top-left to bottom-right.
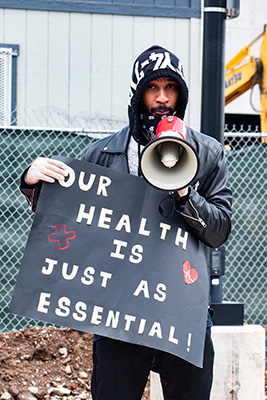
{"left": 225, "top": 24, "right": 267, "bottom": 138}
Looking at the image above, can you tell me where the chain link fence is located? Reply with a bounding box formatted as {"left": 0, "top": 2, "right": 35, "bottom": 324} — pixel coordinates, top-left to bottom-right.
{"left": 0, "top": 122, "right": 266, "bottom": 333}
{"left": 223, "top": 126, "right": 266, "bottom": 326}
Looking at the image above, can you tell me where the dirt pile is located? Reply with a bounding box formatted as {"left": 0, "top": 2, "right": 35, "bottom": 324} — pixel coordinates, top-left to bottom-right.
{"left": 0, "top": 326, "right": 150, "bottom": 400}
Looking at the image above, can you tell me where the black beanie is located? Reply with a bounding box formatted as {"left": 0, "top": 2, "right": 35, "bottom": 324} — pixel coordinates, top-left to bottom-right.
{"left": 128, "top": 45, "right": 189, "bottom": 145}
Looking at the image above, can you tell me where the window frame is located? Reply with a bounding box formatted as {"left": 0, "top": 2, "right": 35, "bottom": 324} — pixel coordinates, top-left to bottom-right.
{"left": 0, "top": 44, "right": 19, "bottom": 126}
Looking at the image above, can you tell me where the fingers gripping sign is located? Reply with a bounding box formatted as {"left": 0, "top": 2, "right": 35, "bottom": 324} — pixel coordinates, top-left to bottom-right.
{"left": 25, "top": 157, "right": 69, "bottom": 185}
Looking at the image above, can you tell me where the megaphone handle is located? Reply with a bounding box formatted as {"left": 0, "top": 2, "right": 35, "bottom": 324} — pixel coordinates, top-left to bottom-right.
{"left": 158, "top": 195, "right": 175, "bottom": 218}
{"left": 170, "top": 190, "right": 189, "bottom": 210}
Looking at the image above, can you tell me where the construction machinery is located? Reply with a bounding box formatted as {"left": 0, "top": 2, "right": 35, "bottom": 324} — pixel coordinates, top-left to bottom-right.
{"left": 225, "top": 24, "right": 267, "bottom": 135}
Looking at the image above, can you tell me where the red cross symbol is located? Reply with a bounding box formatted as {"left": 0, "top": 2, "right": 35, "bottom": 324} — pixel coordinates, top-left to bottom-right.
{"left": 48, "top": 224, "right": 76, "bottom": 250}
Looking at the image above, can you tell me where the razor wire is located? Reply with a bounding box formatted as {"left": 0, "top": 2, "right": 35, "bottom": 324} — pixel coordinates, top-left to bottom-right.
{"left": 0, "top": 123, "right": 266, "bottom": 333}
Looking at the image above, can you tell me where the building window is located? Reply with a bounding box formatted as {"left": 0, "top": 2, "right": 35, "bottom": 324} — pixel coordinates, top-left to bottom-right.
{"left": 0, "top": 44, "right": 19, "bottom": 125}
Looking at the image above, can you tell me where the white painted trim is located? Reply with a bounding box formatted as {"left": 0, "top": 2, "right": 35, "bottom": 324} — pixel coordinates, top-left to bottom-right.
{"left": 203, "top": 7, "right": 226, "bottom": 13}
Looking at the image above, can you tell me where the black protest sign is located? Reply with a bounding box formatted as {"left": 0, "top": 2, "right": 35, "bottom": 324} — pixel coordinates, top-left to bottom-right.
{"left": 10, "top": 156, "right": 209, "bottom": 367}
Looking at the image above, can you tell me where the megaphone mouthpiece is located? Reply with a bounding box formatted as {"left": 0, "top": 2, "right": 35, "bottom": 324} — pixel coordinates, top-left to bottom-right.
{"left": 161, "top": 154, "right": 177, "bottom": 169}
{"left": 159, "top": 142, "right": 184, "bottom": 169}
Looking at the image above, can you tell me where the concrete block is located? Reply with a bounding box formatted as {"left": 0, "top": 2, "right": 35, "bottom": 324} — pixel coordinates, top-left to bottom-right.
{"left": 211, "top": 325, "right": 265, "bottom": 400}
{"left": 150, "top": 325, "right": 266, "bottom": 400}
{"left": 150, "top": 371, "right": 164, "bottom": 400}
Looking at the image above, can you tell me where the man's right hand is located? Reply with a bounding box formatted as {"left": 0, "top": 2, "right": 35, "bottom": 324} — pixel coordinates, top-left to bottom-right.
{"left": 25, "top": 157, "right": 68, "bottom": 185}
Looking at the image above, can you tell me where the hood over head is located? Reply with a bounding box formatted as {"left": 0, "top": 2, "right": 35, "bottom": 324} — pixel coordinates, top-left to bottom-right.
{"left": 128, "top": 45, "right": 189, "bottom": 146}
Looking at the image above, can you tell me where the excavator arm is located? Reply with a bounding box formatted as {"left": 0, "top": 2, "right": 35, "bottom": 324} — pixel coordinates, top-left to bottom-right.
{"left": 259, "top": 26, "right": 267, "bottom": 133}
{"left": 225, "top": 58, "right": 260, "bottom": 105}
{"left": 225, "top": 25, "right": 267, "bottom": 134}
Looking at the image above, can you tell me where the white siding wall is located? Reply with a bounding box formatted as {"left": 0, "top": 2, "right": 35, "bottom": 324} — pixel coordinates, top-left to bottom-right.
{"left": 0, "top": 8, "right": 202, "bottom": 129}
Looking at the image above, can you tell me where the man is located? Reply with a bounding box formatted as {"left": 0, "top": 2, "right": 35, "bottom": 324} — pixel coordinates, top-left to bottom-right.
{"left": 21, "top": 45, "right": 232, "bottom": 399}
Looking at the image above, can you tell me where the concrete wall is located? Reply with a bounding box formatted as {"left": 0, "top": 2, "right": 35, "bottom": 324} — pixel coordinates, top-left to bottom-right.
{"left": 0, "top": 8, "right": 202, "bottom": 130}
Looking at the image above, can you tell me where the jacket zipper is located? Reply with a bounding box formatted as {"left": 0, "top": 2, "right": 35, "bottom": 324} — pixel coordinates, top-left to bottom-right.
{"left": 28, "top": 188, "right": 35, "bottom": 211}
{"left": 181, "top": 199, "right": 207, "bottom": 228}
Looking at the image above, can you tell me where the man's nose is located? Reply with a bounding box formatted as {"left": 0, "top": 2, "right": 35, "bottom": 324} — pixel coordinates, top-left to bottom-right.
{"left": 156, "top": 89, "right": 168, "bottom": 103}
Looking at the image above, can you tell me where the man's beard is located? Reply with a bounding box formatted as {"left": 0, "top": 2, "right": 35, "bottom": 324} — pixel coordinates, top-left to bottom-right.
{"left": 150, "top": 105, "right": 174, "bottom": 115}
{"left": 139, "top": 104, "right": 176, "bottom": 143}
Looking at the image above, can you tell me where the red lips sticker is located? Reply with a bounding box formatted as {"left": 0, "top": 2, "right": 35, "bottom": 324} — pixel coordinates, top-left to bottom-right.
{"left": 183, "top": 260, "right": 198, "bottom": 285}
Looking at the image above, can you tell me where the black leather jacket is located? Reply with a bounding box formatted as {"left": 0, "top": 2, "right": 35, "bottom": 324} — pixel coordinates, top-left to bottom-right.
{"left": 80, "top": 125, "right": 232, "bottom": 249}
{"left": 21, "top": 125, "right": 232, "bottom": 250}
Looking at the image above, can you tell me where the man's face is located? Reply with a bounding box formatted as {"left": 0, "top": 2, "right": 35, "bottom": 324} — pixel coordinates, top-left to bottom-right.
{"left": 142, "top": 77, "right": 179, "bottom": 116}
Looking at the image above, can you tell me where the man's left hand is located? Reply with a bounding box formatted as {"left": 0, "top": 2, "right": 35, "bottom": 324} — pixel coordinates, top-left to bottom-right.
{"left": 178, "top": 187, "right": 188, "bottom": 197}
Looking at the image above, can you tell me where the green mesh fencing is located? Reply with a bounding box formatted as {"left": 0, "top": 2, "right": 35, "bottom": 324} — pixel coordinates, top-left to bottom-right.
{"left": 0, "top": 126, "right": 266, "bottom": 333}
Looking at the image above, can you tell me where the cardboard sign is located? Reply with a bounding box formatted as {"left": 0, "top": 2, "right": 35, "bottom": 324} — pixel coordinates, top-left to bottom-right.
{"left": 10, "top": 156, "right": 209, "bottom": 367}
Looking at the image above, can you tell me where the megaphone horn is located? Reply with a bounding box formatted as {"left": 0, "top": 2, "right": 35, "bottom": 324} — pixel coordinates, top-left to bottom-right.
{"left": 140, "top": 116, "right": 199, "bottom": 191}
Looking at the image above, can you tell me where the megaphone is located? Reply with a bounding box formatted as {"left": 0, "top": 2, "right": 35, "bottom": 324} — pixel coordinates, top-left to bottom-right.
{"left": 140, "top": 116, "right": 199, "bottom": 191}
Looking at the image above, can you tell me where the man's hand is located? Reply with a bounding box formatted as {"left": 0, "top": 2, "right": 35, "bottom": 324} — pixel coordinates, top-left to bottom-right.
{"left": 178, "top": 187, "right": 188, "bottom": 197}
{"left": 25, "top": 157, "right": 68, "bottom": 185}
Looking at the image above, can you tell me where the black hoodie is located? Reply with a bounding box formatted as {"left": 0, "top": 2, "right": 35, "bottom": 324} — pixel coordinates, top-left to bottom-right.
{"left": 128, "top": 45, "right": 189, "bottom": 146}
